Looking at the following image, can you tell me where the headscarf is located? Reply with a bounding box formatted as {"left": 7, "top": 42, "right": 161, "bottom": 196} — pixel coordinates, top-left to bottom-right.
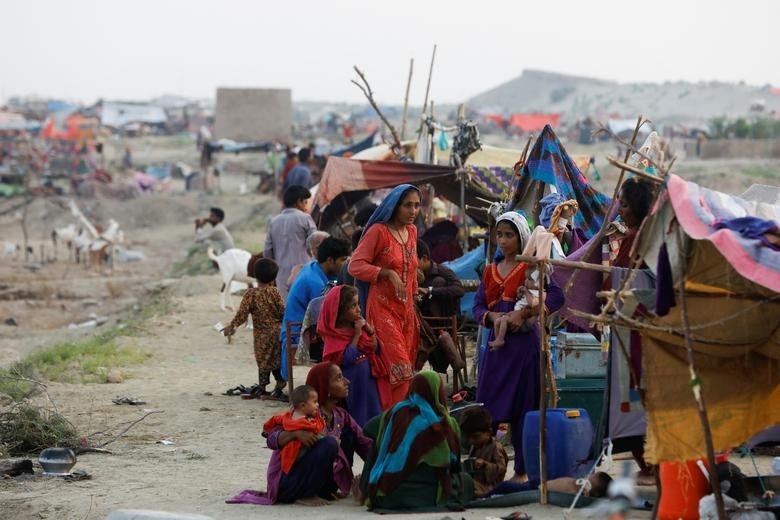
{"left": 317, "top": 286, "right": 391, "bottom": 407}
{"left": 305, "top": 362, "right": 335, "bottom": 406}
{"left": 485, "top": 211, "right": 533, "bottom": 308}
{"left": 356, "top": 184, "right": 421, "bottom": 312}
{"left": 367, "top": 371, "right": 460, "bottom": 507}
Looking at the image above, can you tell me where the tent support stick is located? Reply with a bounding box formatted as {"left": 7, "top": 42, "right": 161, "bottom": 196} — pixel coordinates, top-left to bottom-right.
{"left": 563, "top": 115, "right": 644, "bottom": 296}
{"left": 538, "top": 259, "right": 549, "bottom": 505}
{"left": 401, "top": 58, "right": 413, "bottom": 141}
{"left": 420, "top": 44, "right": 437, "bottom": 125}
{"left": 515, "top": 255, "right": 611, "bottom": 274}
{"left": 679, "top": 256, "right": 727, "bottom": 520}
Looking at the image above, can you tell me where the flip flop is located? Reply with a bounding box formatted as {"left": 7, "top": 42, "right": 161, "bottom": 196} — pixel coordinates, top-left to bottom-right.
{"left": 222, "top": 386, "right": 243, "bottom": 396}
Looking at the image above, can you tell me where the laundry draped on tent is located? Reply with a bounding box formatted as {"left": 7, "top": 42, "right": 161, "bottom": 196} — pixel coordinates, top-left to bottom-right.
{"left": 510, "top": 125, "right": 611, "bottom": 238}
{"left": 635, "top": 174, "right": 780, "bottom": 463}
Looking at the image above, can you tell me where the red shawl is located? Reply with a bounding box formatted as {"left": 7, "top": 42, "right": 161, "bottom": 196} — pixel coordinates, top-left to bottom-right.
{"left": 317, "top": 286, "right": 392, "bottom": 408}
{"left": 263, "top": 410, "right": 325, "bottom": 474}
{"left": 483, "top": 262, "right": 530, "bottom": 310}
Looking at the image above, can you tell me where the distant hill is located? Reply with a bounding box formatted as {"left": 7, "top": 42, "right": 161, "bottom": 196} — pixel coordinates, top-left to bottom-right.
{"left": 467, "top": 69, "right": 780, "bottom": 124}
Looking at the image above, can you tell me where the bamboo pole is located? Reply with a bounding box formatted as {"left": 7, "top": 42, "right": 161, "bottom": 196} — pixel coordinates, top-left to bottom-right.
{"left": 604, "top": 156, "right": 665, "bottom": 183}
{"left": 401, "top": 58, "right": 414, "bottom": 141}
{"left": 420, "top": 44, "right": 437, "bottom": 122}
{"left": 538, "top": 259, "right": 549, "bottom": 505}
{"left": 678, "top": 253, "right": 727, "bottom": 520}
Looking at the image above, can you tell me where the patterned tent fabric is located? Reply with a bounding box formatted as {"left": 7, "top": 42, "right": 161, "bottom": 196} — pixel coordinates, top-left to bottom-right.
{"left": 512, "top": 125, "right": 611, "bottom": 238}
{"left": 468, "top": 166, "right": 515, "bottom": 197}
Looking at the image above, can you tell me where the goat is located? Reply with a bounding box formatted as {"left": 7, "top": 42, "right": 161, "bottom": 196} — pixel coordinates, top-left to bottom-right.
{"left": 206, "top": 246, "right": 254, "bottom": 311}
{"left": 52, "top": 223, "right": 78, "bottom": 261}
{"left": 2, "top": 242, "right": 20, "bottom": 259}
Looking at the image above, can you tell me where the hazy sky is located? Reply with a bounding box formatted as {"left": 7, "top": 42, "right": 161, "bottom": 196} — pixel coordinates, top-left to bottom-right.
{"left": 3, "top": 0, "right": 779, "bottom": 106}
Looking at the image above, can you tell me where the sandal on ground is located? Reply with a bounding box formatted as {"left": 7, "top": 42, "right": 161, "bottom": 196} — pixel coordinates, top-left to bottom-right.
{"left": 265, "top": 388, "right": 289, "bottom": 402}
{"left": 222, "top": 386, "right": 243, "bottom": 396}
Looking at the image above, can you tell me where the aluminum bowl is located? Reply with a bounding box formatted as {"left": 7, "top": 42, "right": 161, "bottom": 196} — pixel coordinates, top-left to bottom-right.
{"left": 39, "top": 447, "right": 77, "bottom": 475}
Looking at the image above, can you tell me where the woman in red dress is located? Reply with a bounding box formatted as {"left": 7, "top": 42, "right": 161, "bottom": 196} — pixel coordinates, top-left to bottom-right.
{"left": 349, "top": 185, "right": 421, "bottom": 404}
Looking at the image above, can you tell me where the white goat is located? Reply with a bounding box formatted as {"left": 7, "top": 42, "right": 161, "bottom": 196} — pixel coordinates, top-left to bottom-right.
{"left": 52, "top": 224, "right": 78, "bottom": 261}
{"left": 207, "top": 246, "right": 254, "bottom": 311}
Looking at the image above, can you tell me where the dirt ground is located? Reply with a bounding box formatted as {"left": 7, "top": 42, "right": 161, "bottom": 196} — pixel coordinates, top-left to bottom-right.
{"left": 0, "top": 136, "right": 777, "bottom": 519}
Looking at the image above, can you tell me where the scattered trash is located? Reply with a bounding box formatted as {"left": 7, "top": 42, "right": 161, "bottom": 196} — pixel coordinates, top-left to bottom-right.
{"left": 213, "top": 321, "right": 225, "bottom": 333}
{"left": 203, "top": 392, "right": 213, "bottom": 396}
{"left": 0, "top": 459, "right": 33, "bottom": 477}
{"left": 67, "top": 320, "right": 97, "bottom": 330}
{"left": 199, "top": 407, "right": 211, "bottom": 412}
{"left": 116, "top": 247, "right": 145, "bottom": 262}
{"left": 3, "top": 317, "right": 17, "bottom": 327}
{"left": 63, "top": 469, "right": 91, "bottom": 481}
{"left": 157, "top": 439, "right": 175, "bottom": 446}
{"left": 112, "top": 396, "right": 147, "bottom": 406}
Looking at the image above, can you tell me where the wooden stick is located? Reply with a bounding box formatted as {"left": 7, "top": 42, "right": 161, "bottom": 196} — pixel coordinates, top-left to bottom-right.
{"left": 563, "top": 115, "right": 644, "bottom": 296}
{"left": 98, "top": 410, "right": 163, "bottom": 448}
{"left": 538, "top": 259, "right": 549, "bottom": 505}
{"left": 401, "top": 58, "right": 414, "bottom": 141}
{"left": 678, "top": 253, "right": 727, "bottom": 520}
{"left": 515, "top": 254, "right": 611, "bottom": 273}
{"left": 421, "top": 44, "right": 437, "bottom": 121}
{"left": 605, "top": 156, "right": 664, "bottom": 183}
{"left": 351, "top": 66, "right": 402, "bottom": 152}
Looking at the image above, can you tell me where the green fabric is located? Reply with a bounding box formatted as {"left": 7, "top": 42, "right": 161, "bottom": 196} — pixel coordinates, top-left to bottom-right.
{"left": 371, "top": 371, "right": 460, "bottom": 501}
{"left": 361, "top": 373, "right": 474, "bottom": 512}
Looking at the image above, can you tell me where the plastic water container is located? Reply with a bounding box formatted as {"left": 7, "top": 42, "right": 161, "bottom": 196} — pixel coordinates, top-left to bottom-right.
{"left": 522, "top": 408, "right": 594, "bottom": 481}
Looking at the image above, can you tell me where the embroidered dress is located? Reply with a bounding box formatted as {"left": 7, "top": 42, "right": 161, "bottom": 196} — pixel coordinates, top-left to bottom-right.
{"left": 349, "top": 223, "right": 419, "bottom": 404}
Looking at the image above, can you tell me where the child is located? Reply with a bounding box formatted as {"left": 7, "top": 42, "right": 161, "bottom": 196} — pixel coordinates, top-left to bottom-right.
{"left": 262, "top": 385, "right": 325, "bottom": 474}
{"left": 487, "top": 471, "right": 613, "bottom": 498}
{"left": 488, "top": 265, "right": 543, "bottom": 349}
{"left": 460, "top": 406, "right": 508, "bottom": 497}
{"left": 223, "top": 258, "right": 286, "bottom": 399}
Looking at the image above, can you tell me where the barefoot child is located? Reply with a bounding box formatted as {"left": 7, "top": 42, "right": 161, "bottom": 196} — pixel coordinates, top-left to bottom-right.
{"left": 223, "top": 258, "right": 286, "bottom": 398}
{"left": 460, "top": 406, "right": 508, "bottom": 497}
{"left": 488, "top": 265, "right": 542, "bottom": 349}
{"left": 262, "top": 385, "right": 326, "bottom": 474}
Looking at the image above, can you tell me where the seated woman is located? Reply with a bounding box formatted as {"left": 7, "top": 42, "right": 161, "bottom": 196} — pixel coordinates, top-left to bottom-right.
{"left": 358, "top": 371, "right": 473, "bottom": 512}
{"left": 317, "top": 285, "right": 391, "bottom": 426}
{"left": 261, "top": 362, "right": 371, "bottom": 506}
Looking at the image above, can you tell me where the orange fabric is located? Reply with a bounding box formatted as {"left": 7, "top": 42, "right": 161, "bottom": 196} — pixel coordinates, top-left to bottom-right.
{"left": 348, "top": 223, "right": 419, "bottom": 403}
{"left": 482, "top": 262, "right": 529, "bottom": 310}
{"left": 263, "top": 410, "right": 325, "bottom": 474}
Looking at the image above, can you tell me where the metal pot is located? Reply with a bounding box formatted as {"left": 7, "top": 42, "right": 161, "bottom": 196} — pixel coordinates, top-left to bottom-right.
{"left": 39, "top": 447, "right": 77, "bottom": 475}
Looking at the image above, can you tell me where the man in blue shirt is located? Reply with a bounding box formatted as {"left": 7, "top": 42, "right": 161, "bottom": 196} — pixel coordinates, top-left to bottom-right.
{"left": 283, "top": 147, "right": 314, "bottom": 191}
{"left": 277, "top": 236, "right": 350, "bottom": 397}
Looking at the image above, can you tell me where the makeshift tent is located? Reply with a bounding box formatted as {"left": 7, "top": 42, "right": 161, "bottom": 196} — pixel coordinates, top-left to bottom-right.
{"left": 510, "top": 125, "right": 611, "bottom": 238}
{"left": 100, "top": 102, "right": 167, "bottom": 128}
{"left": 331, "top": 132, "right": 379, "bottom": 157}
{"left": 312, "top": 156, "right": 499, "bottom": 229}
{"left": 508, "top": 113, "right": 561, "bottom": 133}
{"left": 633, "top": 174, "right": 780, "bottom": 463}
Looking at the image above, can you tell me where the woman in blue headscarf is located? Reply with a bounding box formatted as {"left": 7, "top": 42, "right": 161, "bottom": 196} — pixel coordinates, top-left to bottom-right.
{"left": 349, "top": 184, "right": 421, "bottom": 405}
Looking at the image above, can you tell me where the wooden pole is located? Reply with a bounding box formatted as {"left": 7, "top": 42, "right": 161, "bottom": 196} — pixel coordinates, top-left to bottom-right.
{"left": 538, "top": 259, "right": 549, "bottom": 505}
{"left": 678, "top": 253, "right": 727, "bottom": 520}
{"left": 421, "top": 44, "right": 437, "bottom": 120}
{"left": 401, "top": 58, "right": 414, "bottom": 141}
{"left": 515, "top": 254, "right": 611, "bottom": 274}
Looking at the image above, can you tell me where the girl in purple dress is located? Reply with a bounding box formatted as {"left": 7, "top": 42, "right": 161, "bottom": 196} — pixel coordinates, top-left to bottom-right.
{"left": 472, "top": 211, "right": 564, "bottom": 483}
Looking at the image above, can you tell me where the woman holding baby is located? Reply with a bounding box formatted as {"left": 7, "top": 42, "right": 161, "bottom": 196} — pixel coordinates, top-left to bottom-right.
{"left": 472, "top": 211, "right": 565, "bottom": 484}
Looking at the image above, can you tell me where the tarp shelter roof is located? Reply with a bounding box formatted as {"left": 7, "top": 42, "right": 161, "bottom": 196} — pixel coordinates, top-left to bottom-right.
{"left": 313, "top": 157, "right": 499, "bottom": 229}
{"left": 0, "top": 111, "right": 39, "bottom": 130}
{"left": 331, "top": 132, "right": 379, "bottom": 157}
{"left": 508, "top": 113, "right": 560, "bottom": 132}
{"left": 101, "top": 102, "right": 167, "bottom": 127}
{"left": 633, "top": 175, "right": 780, "bottom": 462}
{"left": 511, "top": 125, "right": 611, "bottom": 238}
